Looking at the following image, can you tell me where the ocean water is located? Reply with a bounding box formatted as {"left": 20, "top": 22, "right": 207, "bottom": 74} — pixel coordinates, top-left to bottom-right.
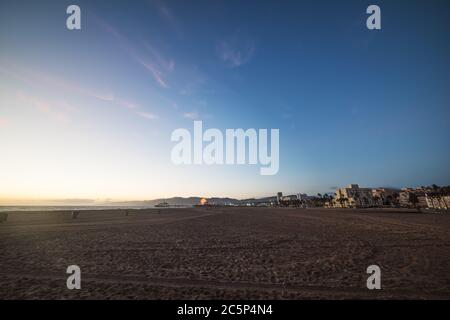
{"left": 0, "top": 205, "right": 195, "bottom": 212}
{"left": 0, "top": 206, "right": 156, "bottom": 212}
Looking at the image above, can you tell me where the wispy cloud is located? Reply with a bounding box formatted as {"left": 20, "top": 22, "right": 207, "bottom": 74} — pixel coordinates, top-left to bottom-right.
{"left": 143, "top": 42, "right": 175, "bottom": 72}
{"left": 178, "top": 67, "right": 208, "bottom": 96}
{"left": 115, "top": 99, "right": 138, "bottom": 110}
{"left": 93, "top": 92, "right": 115, "bottom": 102}
{"left": 1, "top": 61, "right": 159, "bottom": 121}
{"left": 182, "top": 111, "right": 200, "bottom": 120}
{"left": 137, "top": 111, "right": 158, "bottom": 120}
{"left": 0, "top": 61, "right": 115, "bottom": 103}
{"left": 216, "top": 39, "right": 255, "bottom": 68}
{"left": 0, "top": 117, "right": 8, "bottom": 128}
{"left": 97, "top": 19, "right": 171, "bottom": 89}
{"left": 116, "top": 99, "right": 159, "bottom": 120}
{"left": 150, "top": 0, "right": 183, "bottom": 37}
{"left": 137, "top": 59, "right": 169, "bottom": 88}
{"left": 17, "top": 92, "right": 74, "bottom": 123}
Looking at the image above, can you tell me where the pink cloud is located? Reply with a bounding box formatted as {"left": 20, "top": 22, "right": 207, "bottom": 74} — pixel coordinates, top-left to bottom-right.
{"left": 116, "top": 99, "right": 138, "bottom": 109}
{"left": 137, "top": 112, "right": 158, "bottom": 120}
{"left": 217, "top": 39, "right": 255, "bottom": 68}
{"left": 143, "top": 43, "right": 175, "bottom": 72}
{"left": 1, "top": 62, "right": 155, "bottom": 119}
{"left": 17, "top": 92, "right": 74, "bottom": 123}
{"left": 97, "top": 19, "right": 170, "bottom": 89}
{"left": 0, "top": 61, "right": 115, "bottom": 104}
{"left": 153, "top": 1, "right": 183, "bottom": 37}
{"left": 2, "top": 53, "right": 161, "bottom": 123}
{"left": 0, "top": 117, "right": 8, "bottom": 127}
{"left": 183, "top": 111, "right": 199, "bottom": 120}
{"left": 139, "top": 60, "right": 169, "bottom": 88}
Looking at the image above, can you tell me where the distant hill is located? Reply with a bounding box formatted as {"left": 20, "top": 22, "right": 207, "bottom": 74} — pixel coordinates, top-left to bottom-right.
{"left": 239, "top": 196, "right": 277, "bottom": 204}
{"left": 110, "top": 196, "right": 242, "bottom": 206}
{"left": 108, "top": 196, "right": 283, "bottom": 206}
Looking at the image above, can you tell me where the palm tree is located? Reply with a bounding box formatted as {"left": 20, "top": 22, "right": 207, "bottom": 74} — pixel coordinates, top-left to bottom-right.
{"left": 373, "top": 195, "right": 381, "bottom": 207}
{"left": 393, "top": 192, "right": 400, "bottom": 206}
{"left": 409, "top": 192, "right": 421, "bottom": 212}
{"left": 353, "top": 193, "right": 360, "bottom": 208}
{"left": 429, "top": 184, "right": 447, "bottom": 210}
{"left": 385, "top": 195, "right": 393, "bottom": 206}
{"left": 438, "top": 186, "right": 448, "bottom": 210}
{"left": 442, "top": 187, "right": 450, "bottom": 210}
{"left": 322, "top": 194, "right": 331, "bottom": 207}
{"left": 338, "top": 197, "right": 348, "bottom": 208}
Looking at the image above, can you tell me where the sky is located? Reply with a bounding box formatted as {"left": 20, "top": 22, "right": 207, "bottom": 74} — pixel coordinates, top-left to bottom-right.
{"left": 1, "top": 0, "right": 450, "bottom": 203}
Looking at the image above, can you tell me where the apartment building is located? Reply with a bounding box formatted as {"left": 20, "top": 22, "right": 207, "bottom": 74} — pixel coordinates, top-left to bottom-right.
{"left": 333, "top": 184, "right": 374, "bottom": 208}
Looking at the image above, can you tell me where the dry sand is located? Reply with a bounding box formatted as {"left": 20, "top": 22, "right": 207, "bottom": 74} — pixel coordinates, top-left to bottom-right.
{"left": 0, "top": 207, "right": 449, "bottom": 299}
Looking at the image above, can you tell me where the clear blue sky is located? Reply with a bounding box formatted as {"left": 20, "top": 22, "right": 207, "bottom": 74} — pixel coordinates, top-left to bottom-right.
{"left": 0, "top": 0, "right": 449, "bottom": 202}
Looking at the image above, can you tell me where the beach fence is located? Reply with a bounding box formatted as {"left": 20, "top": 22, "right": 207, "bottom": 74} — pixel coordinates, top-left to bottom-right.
{"left": 71, "top": 211, "right": 80, "bottom": 219}
{"left": 0, "top": 213, "right": 8, "bottom": 223}
{"left": 125, "top": 210, "right": 129, "bottom": 216}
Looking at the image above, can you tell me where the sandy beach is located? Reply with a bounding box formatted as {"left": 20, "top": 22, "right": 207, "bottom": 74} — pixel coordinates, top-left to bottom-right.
{"left": 0, "top": 207, "right": 449, "bottom": 299}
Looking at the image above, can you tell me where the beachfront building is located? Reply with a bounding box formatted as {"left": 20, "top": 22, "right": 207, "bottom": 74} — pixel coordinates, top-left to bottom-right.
{"left": 273, "top": 192, "right": 312, "bottom": 207}
{"left": 282, "top": 195, "right": 298, "bottom": 202}
{"left": 398, "top": 188, "right": 428, "bottom": 208}
{"left": 333, "top": 184, "right": 375, "bottom": 208}
{"left": 425, "top": 193, "right": 450, "bottom": 210}
{"left": 297, "top": 193, "right": 307, "bottom": 201}
{"left": 276, "top": 192, "right": 283, "bottom": 205}
{"left": 277, "top": 194, "right": 301, "bottom": 206}
{"left": 372, "top": 188, "right": 400, "bottom": 206}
